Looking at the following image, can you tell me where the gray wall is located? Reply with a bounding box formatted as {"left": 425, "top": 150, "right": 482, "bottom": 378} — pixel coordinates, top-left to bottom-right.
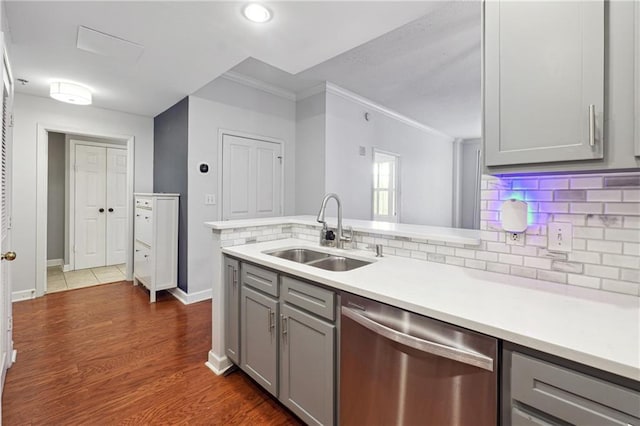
{"left": 154, "top": 97, "right": 188, "bottom": 291}
{"left": 47, "top": 132, "right": 65, "bottom": 261}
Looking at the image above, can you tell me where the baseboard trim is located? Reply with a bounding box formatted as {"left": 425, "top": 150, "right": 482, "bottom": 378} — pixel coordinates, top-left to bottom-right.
{"left": 12, "top": 289, "right": 36, "bottom": 302}
{"left": 206, "top": 350, "right": 232, "bottom": 376}
{"left": 168, "top": 287, "right": 212, "bottom": 305}
{"left": 62, "top": 264, "right": 72, "bottom": 272}
{"left": 46, "top": 259, "right": 63, "bottom": 267}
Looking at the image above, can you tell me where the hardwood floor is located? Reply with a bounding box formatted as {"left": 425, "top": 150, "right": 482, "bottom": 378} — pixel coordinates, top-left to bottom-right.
{"left": 3, "top": 282, "right": 302, "bottom": 425}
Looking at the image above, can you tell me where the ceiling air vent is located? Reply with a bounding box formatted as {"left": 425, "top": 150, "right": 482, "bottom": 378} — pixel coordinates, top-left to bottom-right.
{"left": 76, "top": 26, "right": 144, "bottom": 64}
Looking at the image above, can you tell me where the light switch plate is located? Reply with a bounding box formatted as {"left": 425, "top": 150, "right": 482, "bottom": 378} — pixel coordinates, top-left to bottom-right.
{"left": 547, "top": 222, "right": 572, "bottom": 252}
{"left": 205, "top": 194, "right": 216, "bottom": 205}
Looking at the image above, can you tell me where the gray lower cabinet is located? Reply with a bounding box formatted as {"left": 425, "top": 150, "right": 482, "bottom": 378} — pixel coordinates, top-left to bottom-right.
{"left": 506, "top": 350, "right": 640, "bottom": 425}
{"left": 280, "top": 303, "right": 335, "bottom": 426}
{"left": 241, "top": 284, "right": 279, "bottom": 397}
{"left": 233, "top": 261, "right": 336, "bottom": 425}
{"left": 224, "top": 257, "right": 240, "bottom": 364}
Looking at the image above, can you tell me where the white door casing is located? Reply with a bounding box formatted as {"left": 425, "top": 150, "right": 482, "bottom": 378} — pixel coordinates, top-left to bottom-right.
{"left": 106, "top": 148, "right": 128, "bottom": 265}
{"left": 0, "top": 34, "right": 14, "bottom": 392}
{"left": 222, "top": 134, "right": 282, "bottom": 221}
{"left": 74, "top": 144, "right": 107, "bottom": 270}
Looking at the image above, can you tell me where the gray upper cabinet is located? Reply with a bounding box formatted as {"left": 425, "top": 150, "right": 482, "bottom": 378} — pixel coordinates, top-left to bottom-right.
{"left": 241, "top": 284, "right": 279, "bottom": 397}
{"left": 484, "top": 1, "right": 605, "bottom": 167}
{"left": 280, "top": 304, "right": 335, "bottom": 426}
{"left": 224, "top": 257, "right": 240, "bottom": 365}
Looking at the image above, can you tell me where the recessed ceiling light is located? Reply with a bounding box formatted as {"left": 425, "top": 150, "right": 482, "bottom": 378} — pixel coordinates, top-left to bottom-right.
{"left": 50, "top": 82, "right": 92, "bottom": 105}
{"left": 243, "top": 3, "right": 272, "bottom": 23}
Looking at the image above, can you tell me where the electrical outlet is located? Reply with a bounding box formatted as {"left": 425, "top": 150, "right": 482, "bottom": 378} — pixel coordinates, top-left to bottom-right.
{"left": 205, "top": 194, "right": 216, "bottom": 205}
{"left": 505, "top": 232, "right": 525, "bottom": 246}
{"left": 548, "top": 222, "right": 572, "bottom": 252}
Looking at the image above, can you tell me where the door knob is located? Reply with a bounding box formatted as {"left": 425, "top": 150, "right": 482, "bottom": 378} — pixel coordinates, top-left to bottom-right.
{"left": 99, "top": 208, "right": 105, "bottom": 213}
{"left": 2, "top": 251, "right": 16, "bottom": 261}
{"left": 108, "top": 208, "right": 114, "bottom": 212}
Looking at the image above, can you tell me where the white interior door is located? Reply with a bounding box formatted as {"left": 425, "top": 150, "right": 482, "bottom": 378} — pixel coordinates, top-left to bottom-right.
{"left": 222, "top": 134, "right": 282, "bottom": 221}
{"left": 74, "top": 145, "right": 107, "bottom": 270}
{"left": 106, "top": 147, "right": 127, "bottom": 265}
{"left": 0, "top": 42, "right": 14, "bottom": 390}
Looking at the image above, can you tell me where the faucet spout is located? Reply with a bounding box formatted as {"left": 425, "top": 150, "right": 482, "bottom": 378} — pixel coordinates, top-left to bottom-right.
{"left": 317, "top": 193, "right": 348, "bottom": 249}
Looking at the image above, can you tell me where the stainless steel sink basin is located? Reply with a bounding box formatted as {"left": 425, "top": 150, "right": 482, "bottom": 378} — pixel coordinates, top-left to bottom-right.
{"left": 266, "top": 248, "right": 372, "bottom": 271}
{"left": 305, "top": 256, "right": 371, "bottom": 272}
{"left": 268, "top": 248, "right": 330, "bottom": 264}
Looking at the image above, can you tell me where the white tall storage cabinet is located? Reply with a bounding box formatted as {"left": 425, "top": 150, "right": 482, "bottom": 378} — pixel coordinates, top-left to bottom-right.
{"left": 133, "top": 193, "right": 179, "bottom": 303}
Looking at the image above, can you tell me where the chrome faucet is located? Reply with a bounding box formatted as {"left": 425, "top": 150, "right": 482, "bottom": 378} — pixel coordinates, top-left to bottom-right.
{"left": 317, "top": 193, "right": 351, "bottom": 249}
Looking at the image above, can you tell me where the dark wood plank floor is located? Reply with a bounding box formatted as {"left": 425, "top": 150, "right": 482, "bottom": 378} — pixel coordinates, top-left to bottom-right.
{"left": 3, "top": 282, "right": 302, "bottom": 425}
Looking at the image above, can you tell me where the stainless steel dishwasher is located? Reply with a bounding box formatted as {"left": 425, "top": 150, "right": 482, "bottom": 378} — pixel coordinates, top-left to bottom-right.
{"left": 340, "top": 292, "right": 498, "bottom": 425}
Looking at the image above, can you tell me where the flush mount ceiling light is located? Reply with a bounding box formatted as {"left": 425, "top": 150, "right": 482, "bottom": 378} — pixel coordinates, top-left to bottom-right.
{"left": 243, "top": 3, "right": 272, "bottom": 23}
{"left": 49, "top": 82, "right": 92, "bottom": 105}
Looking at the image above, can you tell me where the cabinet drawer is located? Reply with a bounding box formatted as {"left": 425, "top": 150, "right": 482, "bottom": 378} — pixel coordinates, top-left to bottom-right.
{"left": 511, "top": 352, "right": 640, "bottom": 425}
{"left": 135, "top": 197, "right": 152, "bottom": 209}
{"left": 242, "top": 263, "right": 278, "bottom": 297}
{"left": 135, "top": 211, "right": 152, "bottom": 245}
{"left": 281, "top": 276, "right": 335, "bottom": 321}
{"left": 134, "top": 242, "right": 152, "bottom": 286}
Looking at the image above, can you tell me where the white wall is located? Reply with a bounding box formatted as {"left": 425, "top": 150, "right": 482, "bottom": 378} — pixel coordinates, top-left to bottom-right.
{"left": 324, "top": 90, "right": 456, "bottom": 226}
{"left": 295, "top": 92, "right": 326, "bottom": 215}
{"left": 12, "top": 93, "right": 153, "bottom": 296}
{"left": 187, "top": 78, "right": 296, "bottom": 295}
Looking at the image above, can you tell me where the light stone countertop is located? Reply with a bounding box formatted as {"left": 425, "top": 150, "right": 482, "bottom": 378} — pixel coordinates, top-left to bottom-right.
{"left": 205, "top": 215, "right": 482, "bottom": 245}
{"left": 223, "top": 238, "right": 640, "bottom": 382}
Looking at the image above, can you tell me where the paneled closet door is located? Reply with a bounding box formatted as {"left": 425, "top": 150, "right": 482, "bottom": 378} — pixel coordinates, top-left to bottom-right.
{"left": 106, "top": 148, "right": 127, "bottom": 265}
{"left": 74, "top": 145, "right": 107, "bottom": 270}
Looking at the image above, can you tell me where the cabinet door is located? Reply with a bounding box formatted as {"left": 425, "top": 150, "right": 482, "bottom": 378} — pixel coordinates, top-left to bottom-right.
{"left": 280, "top": 304, "right": 335, "bottom": 426}
{"left": 224, "top": 257, "right": 240, "bottom": 365}
{"left": 484, "top": 1, "right": 605, "bottom": 166}
{"left": 241, "top": 285, "right": 278, "bottom": 397}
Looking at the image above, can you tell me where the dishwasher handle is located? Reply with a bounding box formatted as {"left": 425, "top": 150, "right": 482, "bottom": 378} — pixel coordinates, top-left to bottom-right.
{"left": 342, "top": 306, "right": 494, "bottom": 372}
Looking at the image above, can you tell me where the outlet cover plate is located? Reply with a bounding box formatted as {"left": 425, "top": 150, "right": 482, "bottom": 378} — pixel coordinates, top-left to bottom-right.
{"left": 505, "top": 232, "right": 525, "bottom": 246}
{"left": 548, "top": 222, "right": 572, "bottom": 252}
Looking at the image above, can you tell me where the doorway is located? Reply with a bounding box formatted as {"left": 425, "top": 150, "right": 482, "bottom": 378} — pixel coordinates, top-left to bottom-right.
{"left": 44, "top": 132, "right": 132, "bottom": 294}
{"left": 221, "top": 133, "right": 283, "bottom": 221}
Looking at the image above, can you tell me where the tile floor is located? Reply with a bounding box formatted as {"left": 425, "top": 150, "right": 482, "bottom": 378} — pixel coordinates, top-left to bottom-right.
{"left": 47, "top": 264, "right": 127, "bottom": 293}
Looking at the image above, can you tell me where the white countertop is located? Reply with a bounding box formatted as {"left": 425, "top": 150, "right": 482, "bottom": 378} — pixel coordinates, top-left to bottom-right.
{"left": 206, "top": 215, "right": 481, "bottom": 245}
{"left": 223, "top": 238, "right": 640, "bottom": 381}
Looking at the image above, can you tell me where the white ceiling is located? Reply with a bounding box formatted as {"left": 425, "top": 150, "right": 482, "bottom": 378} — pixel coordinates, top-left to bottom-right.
{"left": 225, "top": 1, "right": 482, "bottom": 139}
{"left": 5, "top": 1, "right": 438, "bottom": 117}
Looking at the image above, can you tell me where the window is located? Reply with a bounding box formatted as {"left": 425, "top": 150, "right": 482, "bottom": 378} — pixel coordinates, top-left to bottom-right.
{"left": 372, "top": 151, "right": 399, "bottom": 223}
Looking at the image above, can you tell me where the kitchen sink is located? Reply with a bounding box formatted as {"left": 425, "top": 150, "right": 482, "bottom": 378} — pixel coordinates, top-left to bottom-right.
{"left": 305, "top": 256, "right": 371, "bottom": 272}
{"left": 268, "top": 248, "right": 330, "bottom": 263}
{"left": 266, "top": 248, "right": 372, "bottom": 272}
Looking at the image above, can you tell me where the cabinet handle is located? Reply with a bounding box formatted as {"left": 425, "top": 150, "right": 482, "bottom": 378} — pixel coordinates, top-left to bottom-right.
{"left": 270, "top": 310, "right": 276, "bottom": 332}
{"left": 108, "top": 208, "right": 114, "bottom": 213}
{"left": 589, "top": 104, "right": 596, "bottom": 147}
{"left": 281, "top": 315, "right": 288, "bottom": 338}
{"left": 233, "top": 269, "right": 237, "bottom": 287}
{"left": 144, "top": 216, "right": 149, "bottom": 220}
{"left": 144, "top": 255, "right": 149, "bottom": 258}
{"left": 136, "top": 214, "right": 140, "bottom": 217}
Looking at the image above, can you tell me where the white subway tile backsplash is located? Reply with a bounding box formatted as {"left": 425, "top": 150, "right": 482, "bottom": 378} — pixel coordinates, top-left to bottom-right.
{"left": 230, "top": 172, "right": 639, "bottom": 297}
{"left": 570, "top": 177, "right": 603, "bottom": 189}
{"left": 586, "top": 240, "right": 623, "bottom": 254}
{"left": 499, "top": 253, "right": 523, "bottom": 266}
{"left": 567, "top": 274, "right": 600, "bottom": 289}
{"left": 602, "top": 254, "right": 640, "bottom": 269}
{"left": 539, "top": 178, "right": 569, "bottom": 190}
{"left": 601, "top": 279, "right": 640, "bottom": 296}
{"left": 569, "top": 203, "right": 603, "bottom": 214}
{"left": 604, "top": 228, "right": 640, "bottom": 243}
{"left": 586, "top": 190, "right": 621, "bottom": 202}
{"left": 605, "top": 203, "right": 640, "bottom": 215}
{"left": 584, "top": 264, "right": 619, "bottom": 279}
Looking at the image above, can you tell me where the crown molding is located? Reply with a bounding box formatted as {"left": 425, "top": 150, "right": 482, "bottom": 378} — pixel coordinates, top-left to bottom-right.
{"left": 324, "top": 82, "right": 454, "bottom": 140}
{"left": 221, "top": 71, "right": 296, "bottom": 101}
{"left": 295, "top": 82, "right": 327, "bottom": 101}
